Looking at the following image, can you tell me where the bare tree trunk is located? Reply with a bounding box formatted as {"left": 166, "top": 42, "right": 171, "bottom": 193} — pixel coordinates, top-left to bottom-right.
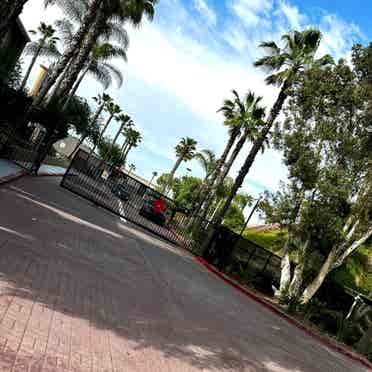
{"left": 300, "top": 245, "right": 337, "bottom": 304}
{"left": 275, "top": 239, "right": 291, "bottom": 299}
{"left": 32, "top": 0, "right": 102, "bottom": 106}
{"left": 288, "top": 239, "right": 310, "bottom": 300}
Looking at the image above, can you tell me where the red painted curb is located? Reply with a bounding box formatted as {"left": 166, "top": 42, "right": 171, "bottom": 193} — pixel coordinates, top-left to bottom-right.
{"left": 0, "top": 170, "right": 28, "bottom": 185}
{"left": 195, "top": 256, "right": 372, "bottom": 371}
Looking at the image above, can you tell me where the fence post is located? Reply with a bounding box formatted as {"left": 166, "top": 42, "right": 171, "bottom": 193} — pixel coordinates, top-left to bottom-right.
{"left": 261, "top": 253, "right": 273, "bottom": 275}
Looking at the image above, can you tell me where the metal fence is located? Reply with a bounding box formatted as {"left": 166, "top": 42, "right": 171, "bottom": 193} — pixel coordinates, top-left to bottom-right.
{"left": 60, "top": 149, "right": 200, "bottom": 247}
{"left": 203, "top": 225, "right": 282, "bottom": 288}
{"left": 0, "top": 124, "right": 47, "bottom": 173}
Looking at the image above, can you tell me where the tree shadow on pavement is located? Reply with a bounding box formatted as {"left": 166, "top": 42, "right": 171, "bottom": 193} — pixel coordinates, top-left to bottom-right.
{"left": 0, "top": 177, "right": 365, "bottom": 372}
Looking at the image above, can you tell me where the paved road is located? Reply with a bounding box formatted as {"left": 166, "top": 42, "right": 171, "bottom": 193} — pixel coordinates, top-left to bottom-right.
{"left": 0, "top": 176, "right": 367, "bottom": 372}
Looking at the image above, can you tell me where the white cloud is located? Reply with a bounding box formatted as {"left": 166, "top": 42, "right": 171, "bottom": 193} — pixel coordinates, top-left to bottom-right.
{"left": 193, "top": 0, "right": 217, "bottom": 26}
{"left": 277, "top": 0, "right": 306, "bottom": 30}
{"left": 230, "top": 0, "right": 273, "bottom": 26}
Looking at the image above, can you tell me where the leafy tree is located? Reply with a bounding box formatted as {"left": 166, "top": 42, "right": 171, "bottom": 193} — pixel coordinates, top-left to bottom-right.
{"left": 20, "top": 22, "right": 60, "bottom": 90}
{"left": 204, "top": 29, "right": 333, "bottom": 250}
{"left": 262, "top": 57, "right": 372, "bottom": 304}
{"left": 171, "top": 176, "right": 203, "bottom": 211}
{"left": 162, "top": 137, "right": 197, "bottom": 194}
{"left": 97, "top": 136, "right": 123, "bottom": 166}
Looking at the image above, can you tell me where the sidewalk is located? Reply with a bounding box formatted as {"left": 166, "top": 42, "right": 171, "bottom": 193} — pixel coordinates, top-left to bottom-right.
{"left": 0, "top": 159, "right": 27, "bottom": 184}
{"left": 0, "top": 159, "right": 66, "bottom": 184}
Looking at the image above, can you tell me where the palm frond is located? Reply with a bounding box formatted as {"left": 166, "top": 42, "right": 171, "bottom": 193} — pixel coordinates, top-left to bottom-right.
{"left": 55, "top": 18, "right": 75, "bottom": 44}
{"left": 101, "top": 62, "right": 124, "bottom": 88}
{"left": 258, "top": 41, "right": 280, "bottom": 56}
{"left": 88, "top": 63, "right": 112, "bottom": 90}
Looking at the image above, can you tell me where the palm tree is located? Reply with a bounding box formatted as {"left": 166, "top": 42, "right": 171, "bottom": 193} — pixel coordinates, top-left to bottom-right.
{"left": 128, "top": 163, "right": 136, "bottom": 175}
{"left": 202, "top": 29, "right": 333, "bottom": 249}
{"left": 162, "top": 137, "right": 197, "bottom": 194}
{"left": 108, "top": 113, "right": 133, "bottom": 159}
{"left": 195, "top": 149, "right": 217, "bottom": 182}
{"left": 200, "top": 91, "right": 266, "bottom": 220}
{"left": 36, "top": 0, "right": 158, "bottom": 108}
{"left": 90, "top": 101, "right": 121, "bottom": 156}
{"left": 192, "top": 92, "right": 243, "bottom": 217}
{"left": 33, "top": 0, "right": 157, "bottom": 106}
{"left": 120, "top": 127, "right": 142, "bottom": 165}
{"left": 61, "top": 42, "right": 127, "bottom": 110}
{"left": 150, "top": 171, "right": 158, "bottom": 185}
{"left": 0, "top": 0, "right": 30, "bottom": 42}
{"left": 20, "top": 22, "right": 60, "bottom": 90}
{"left": 68, "top": 92, "right": 112, "bottom": 159}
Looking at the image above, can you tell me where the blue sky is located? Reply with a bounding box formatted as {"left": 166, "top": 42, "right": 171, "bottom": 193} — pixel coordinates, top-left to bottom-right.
{"left": 21, "top": 0, "right": 371, "bottom": 205}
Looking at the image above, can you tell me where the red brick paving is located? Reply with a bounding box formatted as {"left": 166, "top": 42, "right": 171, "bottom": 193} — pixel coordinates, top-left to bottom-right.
{"left": 0, "top": 177, "right": 368, "bottom": 371}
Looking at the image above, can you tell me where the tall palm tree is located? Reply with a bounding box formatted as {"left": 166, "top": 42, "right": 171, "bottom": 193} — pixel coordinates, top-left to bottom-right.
{"left": 62, "top": 42, "right": 127, "bottom": 110}
{"left": 128, "top": 163, "right": 136, "bottom": 175}
{"left": 69, "top": 92, "right": 112, "bottom": 158}
{"left": 42, "top": 0, "right": 158, "bottom": 106}
{"left": 150, "top": 171, "right": 158, "bottom": 185}
{"left": 200, "top": 91, "right": 266, "bottom": 221}
{"left": 0, "top": 0, "right": 30, "bottom": 42}
{"left": 90, "top": 100, "right": 121, "bottom": 156}
{"left": 195, "top": 149, "right": 217, "bottom": 182}
{"left": 202, "top": 29, "right": 333, "bottom": 249}
{"left": 120, "top": 127, "right": 142, "bottom": 165}
{"left": 162, "top": 137, "right": 197, "bottom": 194}
{"left": 46, "top": 12, "right": 128, "bottom": 103}
{"left": 108, "top": 113, "right": 133, "bottom": 158}
{"left": 192, "top": 92, "right": 243, "bottom": 218}
{"left": 20, "top": 22, "right": 60, "bottom": 90}
{"left": 33, "top": 0, "right": 157, "bottom": 106}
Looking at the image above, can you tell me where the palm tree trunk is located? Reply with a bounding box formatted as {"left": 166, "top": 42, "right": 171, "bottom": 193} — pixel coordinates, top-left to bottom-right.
{"left": 57, "top": 9, "right": 107, "bottom": 101}
{"left": 89, "top": 113, "right": 114, "bottom": 156}
{"left": 107, "top": 123, "right": 124, "bottom": 161}
{"left": 61, "top": 62, "right": 91, "bottom": 110}
{"left": 162, "top": 157, "right": 182, "bottom": 194}
{"left": 121, "top": 144, "right": 131, "bottom": 166}
{"left": 201, "top": 82, "right": 289, "bottom": 251}
{"left": 45, "top": 60, "right": 72, "bottom": 105}
{"left": 32, "top": 0, "right": 102, "bottom": 106}
{"left": 194, "top": 130, "right": 239, "bottom": 220}
{"left": 0, "top": 0, "right": 29, "bottom": 42}
{"left": 20, "top": 46, "right": 42, "bottom": 90}
{"left": 205, "top": 127, "right": 249, "bottom": 217}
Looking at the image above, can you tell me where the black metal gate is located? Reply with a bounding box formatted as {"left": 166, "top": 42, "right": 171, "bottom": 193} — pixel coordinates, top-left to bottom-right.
{"left": 60, "top": 149, "right": 195, "bottom": 246}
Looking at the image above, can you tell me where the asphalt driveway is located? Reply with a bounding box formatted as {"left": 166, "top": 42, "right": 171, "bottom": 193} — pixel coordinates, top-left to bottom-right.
{"left": 0, "top": 176, "right": 368, "bottom": 371}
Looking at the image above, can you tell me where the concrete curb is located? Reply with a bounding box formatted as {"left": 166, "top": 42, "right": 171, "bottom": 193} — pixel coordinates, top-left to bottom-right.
{"left": 36, "top": 173, "right": 65, "bottom": 177}
{"left": 195, "top": 256, "right": 372, "bottom": 371}
{"left": 0, "top": 170, "right": 28, "bottom": 185}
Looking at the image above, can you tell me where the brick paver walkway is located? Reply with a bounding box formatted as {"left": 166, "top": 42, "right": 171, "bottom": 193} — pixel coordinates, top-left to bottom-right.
{"left": 0, "top": 177, "right": 368, "bottom": 372}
